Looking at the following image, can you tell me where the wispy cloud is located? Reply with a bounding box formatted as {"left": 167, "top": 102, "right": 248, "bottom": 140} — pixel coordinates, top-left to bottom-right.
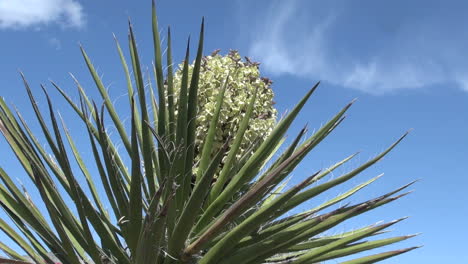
{"left": 247, "top": 0, "right": 468, "bottom": 94}
{"left": 48, "top": 37, "right": 62, "bottom": 50}
{"left": 0, "top": 0, "right": 85, "bottom": 29}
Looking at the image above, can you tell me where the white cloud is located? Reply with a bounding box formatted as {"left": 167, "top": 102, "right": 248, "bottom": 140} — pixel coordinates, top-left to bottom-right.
{"left": 0, "top": 0, "right": 85, "bottom": 29}
{"left": 247, "top": 0, "right": 468, "bottom": 94}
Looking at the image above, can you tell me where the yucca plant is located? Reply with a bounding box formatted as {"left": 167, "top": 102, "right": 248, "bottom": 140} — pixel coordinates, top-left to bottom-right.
{"left": 0, "top": 1, "right": 419, "bottom": 264}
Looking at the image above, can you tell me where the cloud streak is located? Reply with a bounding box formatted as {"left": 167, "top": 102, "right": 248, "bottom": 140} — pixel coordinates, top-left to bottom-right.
{"left": 0, "top": 0, "right": 85, "bottom": 29}
{"left": 247, "top": 0, "right": 468, "bottom": 94}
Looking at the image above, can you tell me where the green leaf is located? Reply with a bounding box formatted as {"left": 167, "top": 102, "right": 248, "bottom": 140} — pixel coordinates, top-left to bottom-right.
{"left": 182, "top": 18, "right": 205, "bottom": 207}
{"left": 127, "top": 98, "right": 143, "bottom": 255}
{"left": 80, "top": 46, "right": 132, "bottom": 155}
{"left": 290, "top": 218, "right": 408, "bottom": 263}
{"left": 129, "top": 22, "right": 157, "bottom": 196}
{"left": 311, "top": 234, "right": 419, "bottom": 263}
{"left": 166, "top": 27, "right": 176, "bottom": 143}
{"left": 173, "top": 38, "right": 191, "bottom": 211}
{"left": 339, "top": 246, "right": 421, "bottom": 264}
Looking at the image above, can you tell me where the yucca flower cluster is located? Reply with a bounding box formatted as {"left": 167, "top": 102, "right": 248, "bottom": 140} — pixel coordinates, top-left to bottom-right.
{"left": 172, "top": 50, "right": 277, "bottom": 176}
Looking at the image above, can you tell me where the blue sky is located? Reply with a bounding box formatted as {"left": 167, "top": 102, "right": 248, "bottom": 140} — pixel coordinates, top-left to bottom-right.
{"left": 0, "top": 0, "right": 467, "bottom": 263}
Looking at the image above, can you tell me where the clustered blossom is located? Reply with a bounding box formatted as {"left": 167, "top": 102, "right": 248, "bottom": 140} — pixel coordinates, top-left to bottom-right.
{"left": 171, "top": 50, "right": 277, "bottom": 175}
